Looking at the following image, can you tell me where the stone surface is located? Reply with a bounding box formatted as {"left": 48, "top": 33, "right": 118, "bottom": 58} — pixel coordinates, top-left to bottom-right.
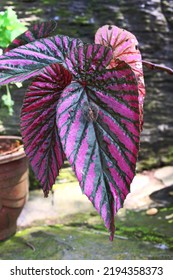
{"left": 146, "top": 208, "right": 158, "bottom": 215}
{"left": 154, "top": 166, "right": 173, "bottom": 186}
{"left": 18, "top": 182, "right": 93, "bottom": 227}
{"left": 150, "top": 185, "right": 173, "bottom": 206}
{"left": 124, "top": 170, "right": 165, "bottom": 210}
{"left": 1, "top": 208, "right": 173, "bottom": 260}
{"left": 16, "top": 165, "right": 173, "bottom": 228}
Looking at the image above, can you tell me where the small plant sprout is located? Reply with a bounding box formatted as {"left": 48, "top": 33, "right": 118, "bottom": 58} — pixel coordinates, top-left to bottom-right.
{"left": 0, "top": 21, "right": 172, "bottom": 240}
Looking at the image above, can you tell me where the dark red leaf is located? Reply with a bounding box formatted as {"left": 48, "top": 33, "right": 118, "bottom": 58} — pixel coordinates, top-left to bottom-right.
{"left": 21, "top": 63, "right": 72, "bottom": 195}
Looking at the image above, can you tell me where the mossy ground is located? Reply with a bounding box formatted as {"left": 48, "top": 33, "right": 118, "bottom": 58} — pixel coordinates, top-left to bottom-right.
{"left": 137, "top": 145, "right": 173, "bottom": 171}
{"left": 1, "top": 164, "right": 172, "bottom": 260}
{"left": 0, "top": 207, "right": 173, "bottom": 260}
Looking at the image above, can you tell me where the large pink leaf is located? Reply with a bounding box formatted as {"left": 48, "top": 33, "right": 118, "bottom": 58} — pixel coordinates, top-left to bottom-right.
{"left": 0, "top": 35, "right": 82, "bottom": 85}
{"left": 95, "top": 25, "right": 145, "bottom": 130}
{"left": 5, "top": 20, "right": 58, "bottom": 53}
{"left": 21, "top": 63, "right": 72, "bottom": 196}
{"left": 56, "top": 44, "right": 140, "bottom": 239}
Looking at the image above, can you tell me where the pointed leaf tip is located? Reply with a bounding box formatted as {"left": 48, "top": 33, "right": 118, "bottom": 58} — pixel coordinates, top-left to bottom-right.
{"left": 56, "top": 43, "right": 140, "bottom": 237}
{"left": 21, "top": 63, "right": 72, "bottom": 194}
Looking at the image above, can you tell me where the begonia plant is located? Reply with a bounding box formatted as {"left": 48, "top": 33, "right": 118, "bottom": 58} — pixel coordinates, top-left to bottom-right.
{"left": 0, "top": 20, "right": 172, "bottom": 240}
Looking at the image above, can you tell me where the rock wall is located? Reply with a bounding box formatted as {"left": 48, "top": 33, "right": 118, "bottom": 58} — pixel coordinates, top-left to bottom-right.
{"left": 0, "top": 0, "right": 173, "bottom": 169}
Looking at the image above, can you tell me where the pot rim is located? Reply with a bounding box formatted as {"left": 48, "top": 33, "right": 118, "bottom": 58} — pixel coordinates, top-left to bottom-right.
{"left": 0, "top": 136, "right": 26, "bottom": 164}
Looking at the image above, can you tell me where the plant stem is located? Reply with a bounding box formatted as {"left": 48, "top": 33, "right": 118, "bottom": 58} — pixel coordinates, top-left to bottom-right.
{"left": 6, "top": 84, "right": 11, "bottom": 97}
{"left": 142, "top": 60, "right": 173, "bottom": 75}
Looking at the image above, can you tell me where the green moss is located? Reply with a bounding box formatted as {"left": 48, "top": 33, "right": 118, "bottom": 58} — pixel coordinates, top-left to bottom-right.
{"left": 1, "top": 207, "right": 173, "bottom": 259}
{"left": 42, "top": 0, "right": 57, "bottom": 4}
{"left": 161, "top": 146, "right": 173, "bottom": 165}
{"left": 159, "top": 207, "right": 173, "bottom": 212}
{"left": 57, "top": 209, "right": 173, "bottom": 249}
{"left": 56, "top": 8, "right": 71, "bottom": 18}
{"left": 0, "top": 228, "right": 67, "bottom": 259}
{"left": 116, "top": 226, "right": 165, "bottom": 244}
{"left": 0, "top": 223, "right": 172, "bottom": 260}
{"left": 137, "top": 156, "right": 159, "bottom": 171}
{"left": 137, "top": 144, "right": 173, "bottom": 171}
{"left": 116, "top": 209, "right": 173, "bottom": 246}
{"left": 71, "top": 15, "right": 92, "bottom": 25}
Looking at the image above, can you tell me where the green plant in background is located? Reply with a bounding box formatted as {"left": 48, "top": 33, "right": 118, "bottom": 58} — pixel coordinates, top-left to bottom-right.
{"left": 1, "top": 85, "right": 14, "bottom": 116}
{"left": 0, "top": 7, "right": 26, "bottom": 115}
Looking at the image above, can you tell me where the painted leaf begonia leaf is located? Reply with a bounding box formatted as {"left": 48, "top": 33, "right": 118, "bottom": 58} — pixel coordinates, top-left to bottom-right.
{"left": 95, "top": 25, "right": 145, "bottom": 130}
{"left": 65, "top": 43, "right": 113, "bottom": 78}
{"left": 5, "top": 20, "right": 58, "bottom": 53}
{"left": 0, "top": 35, "right": 82, "bottom": 85}
{"left": 21, "top": 63, "right": 72, "bottom": 196}
{"left": 56, "top": 44, "right": 140, "bottom": 239}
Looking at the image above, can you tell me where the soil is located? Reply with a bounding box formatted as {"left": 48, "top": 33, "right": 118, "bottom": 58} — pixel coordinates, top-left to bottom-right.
{"left": 0, "top": 139, "right": 21, "bottom": 155}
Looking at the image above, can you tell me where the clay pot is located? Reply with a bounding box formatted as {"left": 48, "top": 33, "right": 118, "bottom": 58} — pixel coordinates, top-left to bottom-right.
{"left": 0, "top": 136, "right": 29, "bottom": 241}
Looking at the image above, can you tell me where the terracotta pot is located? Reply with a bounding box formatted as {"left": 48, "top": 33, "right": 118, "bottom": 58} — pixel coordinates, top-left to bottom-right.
{"left": 0, "top": 136, "right": 29, "bottom": 241}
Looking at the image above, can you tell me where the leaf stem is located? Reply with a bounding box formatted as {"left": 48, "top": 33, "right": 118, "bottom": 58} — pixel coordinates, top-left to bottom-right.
{"left": 142, "top": 60, "right": 173, "bottom": 75}
{"left": 6, "top": 84, "right": 11, "bottom": 97}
